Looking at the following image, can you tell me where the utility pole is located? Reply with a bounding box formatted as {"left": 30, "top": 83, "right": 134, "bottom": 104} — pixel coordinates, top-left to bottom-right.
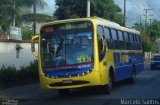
{"left": 12, "top": 0, "right": 16, "bottom": 27}
{"left": 144, "top": 9, "right": 153, "bottom": 28}
{"left": 148, "top": 18, "right": 154, "bottom": 24}
{"left": 123, "top": 0, "right": 126, "bottom": 27}
{"left": 87, "top": 0, "right": 90, "bottom": 17}
{"left": 33, "top": 1, "right": 36, "bottom": 35}
{"left": 140, "top": 15, "right": 142, "bottom": 27}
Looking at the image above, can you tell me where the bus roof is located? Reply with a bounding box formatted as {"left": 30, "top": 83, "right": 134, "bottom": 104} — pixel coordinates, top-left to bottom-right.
{"left": 44, "top": 17, "right": 140, "bottom": 35}
{"left": 92, "top": 17, "right": 140, "bottom": 34}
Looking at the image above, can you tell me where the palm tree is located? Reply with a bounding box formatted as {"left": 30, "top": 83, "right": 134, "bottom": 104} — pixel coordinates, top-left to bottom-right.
{"left": 0, "top": 0, "right": 14, "bottom": 31}
{"left": 0, "top": 0, "right": 54, "bottom": 33}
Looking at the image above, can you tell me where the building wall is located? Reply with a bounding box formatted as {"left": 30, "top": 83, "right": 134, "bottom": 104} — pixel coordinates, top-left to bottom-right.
{"left": 0, "top": 42, "right": 38, "bottom": 70}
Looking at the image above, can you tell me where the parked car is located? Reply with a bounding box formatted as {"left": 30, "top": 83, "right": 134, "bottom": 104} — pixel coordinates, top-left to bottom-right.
{"left": 150, "top": 55, "right": 160, "bottom": 70}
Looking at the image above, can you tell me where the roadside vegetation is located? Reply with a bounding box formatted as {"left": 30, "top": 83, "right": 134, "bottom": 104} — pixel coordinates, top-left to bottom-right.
{"left": 133, "top": 20, "right": 160, "bottom": 53}
{"left": 0, "top": 60, "right": 38, "bottom": 89}
{"left": 0, "top": 0, "right": 55, "bottom": 40}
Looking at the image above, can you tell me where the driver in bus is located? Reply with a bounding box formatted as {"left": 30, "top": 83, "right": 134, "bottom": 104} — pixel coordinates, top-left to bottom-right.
{"left": 50, "top": 36, "right": 60, "bottom": 57}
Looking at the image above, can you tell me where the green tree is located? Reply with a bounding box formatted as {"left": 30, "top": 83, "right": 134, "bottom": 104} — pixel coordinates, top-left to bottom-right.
{"left": 133, "top": 20, "right": 160, "bottom": 53}
{"left": 21, "top": 26, "right": 32, "bottom": 40}
{"left": 146, "top": 20, "right": 160, "bottom": 42}
{"left": 140, "top": 30, "right": 152, "bottom": 52}
{"left": 0, "top": 0, "right": 54, "bottom": 32}
{"left": 54, "top": 0, "right": 123, "bottom": 24}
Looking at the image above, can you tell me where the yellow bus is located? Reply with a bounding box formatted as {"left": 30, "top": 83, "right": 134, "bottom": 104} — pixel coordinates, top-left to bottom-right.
{"left": 31, "top": 17, "right": 144, "bottom": 95}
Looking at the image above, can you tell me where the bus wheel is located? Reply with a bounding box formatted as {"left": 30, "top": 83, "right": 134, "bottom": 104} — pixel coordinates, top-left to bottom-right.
{"left": 129, "top": 66, "right": 136, "bottom": 84}
{"left": 103, "top": 72, "right": 113, "bottom": 94}
{"left": 58, "top": 89, "right": 70, "bottom": 96}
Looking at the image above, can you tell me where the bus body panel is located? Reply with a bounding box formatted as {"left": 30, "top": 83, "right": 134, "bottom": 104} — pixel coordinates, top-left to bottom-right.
{"left": 32, "top": 17, "right": 144, "bottom": 91}
{"left": 113, "top": 51, "right": 144, "bottom": 81}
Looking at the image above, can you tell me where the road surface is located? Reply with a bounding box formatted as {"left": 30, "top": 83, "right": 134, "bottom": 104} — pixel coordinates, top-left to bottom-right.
{"left": 0, "top": 64, "right": 160, "bottom": 105}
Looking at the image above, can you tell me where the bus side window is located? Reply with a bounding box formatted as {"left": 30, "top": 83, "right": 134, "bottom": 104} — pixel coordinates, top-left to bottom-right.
{"left": 97, "top": 25, "right": 106, "bottom": 61}
{"left": 139, "top": 35, "right": 142, "bottom": 50}
{"left": 136, "top": 35, "right": 141, "bottom": 50}
{"left": 104, "top": 27, "right": 112, "bottom": 49}
{"left": 128, "top": 33, "right": 131, "bottom": 50}
{"left": 134, "top": 34, "right": 138, "bottom": 50}
{"left": 111, "top": 29, "right": 118, "bottom": 49}
{"left": 118, "top": 31, "right": 124, "bottom": 50}
{"left": 129, "top": 33, "right": 134, "bottom": 50}
{"left": 124, "top": 32, "right": 129, "bottom": 50}
{"left": 97, "top": 25, "right": 104, "bottom": 35}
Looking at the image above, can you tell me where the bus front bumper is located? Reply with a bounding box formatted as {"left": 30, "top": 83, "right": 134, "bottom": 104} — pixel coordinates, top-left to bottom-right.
{"left": 39, "top": 71, "right": 101, "bottom": 90}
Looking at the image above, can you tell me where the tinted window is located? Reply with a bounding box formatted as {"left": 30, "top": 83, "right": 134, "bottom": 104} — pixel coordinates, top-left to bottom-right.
{"left": 129, "top": 33, "right": 134, "bottom": 42}
{"left": 104, "top": 27, "right": 111, "bottom": 39}
{"left": 111, "top": 29, "right": 117, "bottom": 40}
{"left": 97, "top": 26, "right": 104, "bottom": 35}
{"left": 124, "top": 32, "right": 129, "bottom": 41}
{"left": 134, "top": 34, "right": 137, "bottom": 42}
{"left": 118, "top": 31, "right": 123, "bottom": 41}
{"left": 136, "top": 35, "right": 140, "bottom": 42}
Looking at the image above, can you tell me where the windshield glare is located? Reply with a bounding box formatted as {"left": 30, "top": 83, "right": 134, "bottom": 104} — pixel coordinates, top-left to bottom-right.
{"left": 40, "top": 22, "right": 93, "bottom": 67}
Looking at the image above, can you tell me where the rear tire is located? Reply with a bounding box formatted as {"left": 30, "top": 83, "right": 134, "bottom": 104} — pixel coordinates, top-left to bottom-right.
{"left": 58, "top": 89, "right": 70, "bottom": 96}
{"left": 151, "top": 66, "right": 154, "bottom": 70}
{"left": 128, "top": 65, "right": 136, "bottom": 84}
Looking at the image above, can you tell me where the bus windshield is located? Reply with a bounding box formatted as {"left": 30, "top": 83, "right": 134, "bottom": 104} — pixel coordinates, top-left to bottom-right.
{"left": 40, "top": 21, "right": 93, "bottom": 67}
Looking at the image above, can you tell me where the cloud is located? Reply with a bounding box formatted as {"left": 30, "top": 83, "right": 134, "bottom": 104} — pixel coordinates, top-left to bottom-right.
{"left": 44, "top": 0, "right": 55, "bottom": 9}
{"left": 114, "top": 0, "right": 160, "bottom": 27}
{"left": 36, "top": 0, "right": 55, "bottom": 16}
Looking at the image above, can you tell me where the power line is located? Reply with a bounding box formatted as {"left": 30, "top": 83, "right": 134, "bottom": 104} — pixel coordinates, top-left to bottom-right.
{"left": 115, "top": 1, "right": 160, "bottom": 7}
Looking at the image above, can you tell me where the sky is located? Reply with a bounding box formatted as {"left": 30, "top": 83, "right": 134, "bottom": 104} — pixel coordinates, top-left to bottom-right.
{"left": 114, "top": 0, "right": 160, "bottom": 27}
{"left": 39, "top": 0, "right": 160, "bottom": 27}
{"left": 36, "top": 0, "right": 55, "bottom": 16}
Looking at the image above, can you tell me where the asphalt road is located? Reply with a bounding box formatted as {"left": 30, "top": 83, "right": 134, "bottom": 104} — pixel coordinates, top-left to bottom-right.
{"left": 0, "top": 64, "right": 160, "bottom": 105}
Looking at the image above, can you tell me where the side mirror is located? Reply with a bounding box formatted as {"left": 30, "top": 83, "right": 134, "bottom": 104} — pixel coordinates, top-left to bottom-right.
{"left": 31, "top": 35, "right": 39, "bottom": 58}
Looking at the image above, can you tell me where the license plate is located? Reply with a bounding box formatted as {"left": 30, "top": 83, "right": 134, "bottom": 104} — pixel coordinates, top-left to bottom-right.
{"left": 62, "top": 80, "right": 73, "bottom": 84}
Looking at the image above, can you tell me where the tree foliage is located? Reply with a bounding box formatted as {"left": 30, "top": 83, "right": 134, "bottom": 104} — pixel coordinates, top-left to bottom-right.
{"left": 21, "top": 26, "right": 33, "bottom": 40}
{"left": 146, "top": 20, "right": 160, "bottom": 42}
{"left": 54, "top": 0, "right": 123, "bottom": 24}
{"left": 134, "top": 20, "right": 160, "bottom": 53}
{"left": 0, "top": 0, "right": 53, "bottom": 32}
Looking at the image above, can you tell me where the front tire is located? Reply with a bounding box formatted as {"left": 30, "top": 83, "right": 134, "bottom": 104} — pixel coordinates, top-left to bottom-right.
{"left": 103, "top": 72, "right": 113, "bottom": 94}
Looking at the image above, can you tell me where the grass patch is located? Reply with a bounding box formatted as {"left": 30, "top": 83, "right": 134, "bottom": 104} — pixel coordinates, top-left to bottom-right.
{"left": 0, "top": 60, "right": 38, "bottom": 89}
